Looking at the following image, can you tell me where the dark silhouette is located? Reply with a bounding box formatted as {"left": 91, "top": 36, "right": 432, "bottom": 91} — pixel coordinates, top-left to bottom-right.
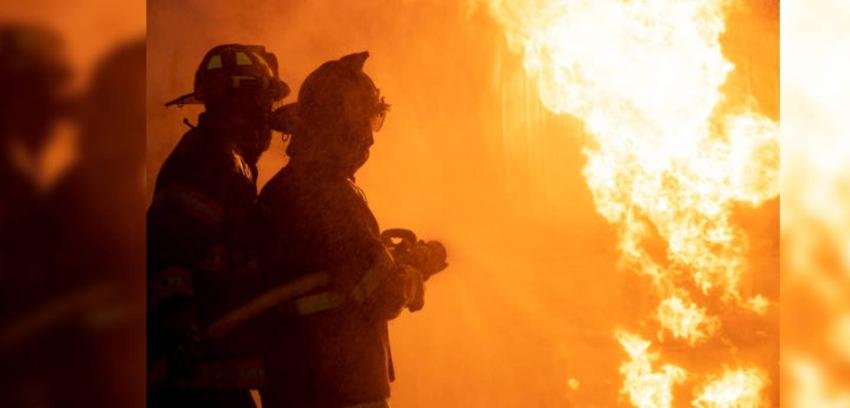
{"left": 0, "top": 25, "right": 146, "bottom": 407}
{"left": 147, "top": 44, "right": 288, "bottom": 408}
{"left": 258, "top": 51, "right": 447, "bottom": 408}
{"left": 0, "top": 22, "right": 77, "bottom": 408}
{"left": 52, "top": 38, "right": 147, "bottom": 407}
{"left": 0, "top": 23, "right": 69, "bottom": 227}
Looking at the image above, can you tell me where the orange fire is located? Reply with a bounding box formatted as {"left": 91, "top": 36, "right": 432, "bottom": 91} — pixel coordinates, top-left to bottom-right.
{"left": 481, "top": 0, "right": 777, "bottom": 405}
{"left": 781, "top": 0, "right": 850, "bottom": 405}
{"left": 616, "top": 330, "right": 687, "bottom": 408}
{"left": 692, "top": 368, "right": 767, "bottom": 408}
{"left": 655, "top": 293, "right": 719, "bottom": 346}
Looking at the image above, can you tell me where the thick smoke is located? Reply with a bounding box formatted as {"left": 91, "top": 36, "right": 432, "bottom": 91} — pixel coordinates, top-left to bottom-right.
{"left": 147, "top": 1, "right": 777, "bottom": 406}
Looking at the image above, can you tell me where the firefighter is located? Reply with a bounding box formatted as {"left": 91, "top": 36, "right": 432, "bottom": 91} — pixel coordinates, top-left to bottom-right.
{"left": 0, "top": 23, "right": 70, "bottom": 211}
{"left": 147, "top": 44, "right": 289, "bottom": 407}
{"left": 258, "top": 51, "right": 446, "bottom": 408}
{"left": 0, "top": 23, "right": 80, "bottom": 408}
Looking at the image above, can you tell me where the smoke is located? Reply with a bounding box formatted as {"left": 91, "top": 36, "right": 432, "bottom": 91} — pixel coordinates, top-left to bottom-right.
{"left": 148, "top": 1, "right": 777, "bottom": 406}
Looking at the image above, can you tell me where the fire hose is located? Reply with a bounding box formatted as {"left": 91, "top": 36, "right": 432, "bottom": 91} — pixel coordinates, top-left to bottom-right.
{"left": 206, "top": 229, "right": 447, "bottom": 338}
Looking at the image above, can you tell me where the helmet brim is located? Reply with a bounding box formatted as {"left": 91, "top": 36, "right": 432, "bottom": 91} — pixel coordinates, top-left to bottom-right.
{"left": 164, "top": 91, "right": 202, "bottom": 108}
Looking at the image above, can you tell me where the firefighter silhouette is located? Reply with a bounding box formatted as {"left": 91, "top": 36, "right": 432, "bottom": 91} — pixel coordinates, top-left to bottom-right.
{"left": 257, "top": 51, "right": 447, "bottom": 408}
{"left": 0, "top": 23, "right": 70, "bottom": 215}
{"left": 0, "top": 25, "right": 146, "bottom": 408}
{"left": 0, "top": 23, "right": 75, "bottom": 408}
{"left": 147, "top": 44, "right": 289, "bottom": 408}
{"left": 54, "top": 38, "right": 147, "bottom": 407}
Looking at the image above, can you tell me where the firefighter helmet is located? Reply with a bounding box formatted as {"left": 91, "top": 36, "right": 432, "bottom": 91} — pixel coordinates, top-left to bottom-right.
{"left": 166, "top": 44, "right": 289, "bottom": 108}
{"left": 297, "top": 51, "right": 388, "bottom": 132}
{"left": 0, "top": 24, "right": 72, "bottom": 148}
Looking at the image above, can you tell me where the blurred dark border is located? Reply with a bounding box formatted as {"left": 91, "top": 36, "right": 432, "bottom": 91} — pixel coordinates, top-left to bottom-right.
{"left": 0, "top": 4, "right": 145, "bottom": 406}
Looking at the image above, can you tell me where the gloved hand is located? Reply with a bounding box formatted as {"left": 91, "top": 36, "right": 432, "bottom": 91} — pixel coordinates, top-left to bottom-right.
{"left": 409, "top": 240, "right": 448, "bottom": 280}
{"left": 380, "top": 229, "right": 448, "bottom": 313}
{"left": 401, "top": 265, "right": 426, "bottom": 312}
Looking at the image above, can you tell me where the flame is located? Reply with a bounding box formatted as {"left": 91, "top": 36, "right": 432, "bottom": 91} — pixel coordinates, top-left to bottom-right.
{"left": 742, "top": 294, "right": 769, "bottom": 315}
{"left": 692, "top": 368, "right": 768, "bottom": 408}
{"left": 616, "top": 330, "right": 687, "bottom": 408}
{"left": 481, "top": 0, "right": 777, "bottom": 405}
{"left": 568, "top": 377, "right": 581, "bottom": 391}
{"left": 655, "top": 293, "right": 719, "bottom": 345}
{"left": 783, "top": 1, "right": 850, "bottom": 404}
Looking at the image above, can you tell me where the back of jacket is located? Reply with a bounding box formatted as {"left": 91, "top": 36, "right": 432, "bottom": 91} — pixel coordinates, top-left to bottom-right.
{"left": 258, "top": 164, "right": 410, "bottom": 407}
{"left": 147, "top": 115, "right": 263, "bottom": 388}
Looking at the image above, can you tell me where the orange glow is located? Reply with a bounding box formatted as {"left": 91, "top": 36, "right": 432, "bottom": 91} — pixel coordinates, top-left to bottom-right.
{"left": 692, "top": 368, "right": 768, "bottom": 408}
{"left": 482, "top": 0, "right": 777, "bottom": 405}
{"left": 0, "top": 0, "right": 145, "bottom": 83}
{"left": 0, "top": 0, "right": 145, "bottom": 187}
{"left": 481, "top": 0, "right": 777, "bottom": 305}
{"left": 782, "top": 0, "right": 850, "bottom": 406}
{"left": 147, "top": 0, "right": 777, "bottom": 405}
{"left": 616, "top": 330, "right": 687, "bottom": 408}
{"left": 655, "top": 293, "right": 719, "bottom": 346}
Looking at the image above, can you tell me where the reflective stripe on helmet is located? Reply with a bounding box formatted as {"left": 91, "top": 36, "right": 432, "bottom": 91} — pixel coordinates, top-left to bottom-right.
{"left": 235, "top": 51, "right": 252, "bottom": 66}
{"left": 251, "top": 51, "right": 273, "bottom": 76}
{"left": 206, "top": 54, "right": 223, "bottom": 69}
{"left": 231, "top": 75, "right": 260, "bottom": 89}
{"left": 170, "top": 44, "right": 286, "bottom": 106}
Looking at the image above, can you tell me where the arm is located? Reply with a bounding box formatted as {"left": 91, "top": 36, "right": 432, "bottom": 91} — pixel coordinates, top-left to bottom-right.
{"left": 285, "top": 181, "right": 413, "bottom": 321}
{"left": 146, "top": 192, "right": 214, "bottom": 374}
{"left": 147, "top": 160, "right": 251, "bottom": 372}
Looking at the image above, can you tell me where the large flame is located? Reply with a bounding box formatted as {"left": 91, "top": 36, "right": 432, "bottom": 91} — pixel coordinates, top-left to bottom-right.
{"left": 616, "top": 330, "right": 687, "bottom": 408}
{"left": 481, "top": 0, "right": 777, "bottom": 405}
{"left": 783, "top": 0, "right": 850, "bottom": 405}
{"left": 692, "top": 368, "right": 768, "bottom": 408}
{"left": 655, "top": 293, "right": 719, "bottom": 346}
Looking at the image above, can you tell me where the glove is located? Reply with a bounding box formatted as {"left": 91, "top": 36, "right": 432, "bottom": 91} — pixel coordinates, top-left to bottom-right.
{"left": 379, "top": 229, "right": 448, "bottom": 312}
{"left": 402, "top": 265, "right": 426, "bottom": 312}
{"left": 409, "top": 240, "right": 448, "bottom": 280}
